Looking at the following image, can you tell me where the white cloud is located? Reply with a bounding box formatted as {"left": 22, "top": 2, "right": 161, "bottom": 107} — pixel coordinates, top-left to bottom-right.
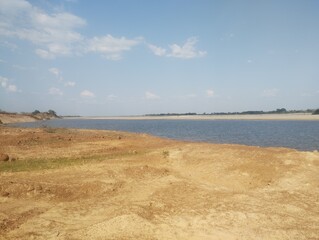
{"left": 148, "top": 37, "right": 207, "bottom": 59}
{"left": 87, "top": 35, "right": 141, "bottom": 60}
{"left": 206, "top": 89, "right": 214, "bottom": 98}
{"left": 0, "top": 1, "right": 205, "bottom": 61}
{"left": 0, "top": 76, "right": 20, "bottom": 92}
{"left": 49, "top": 67, "right": 75, "bottom": 86}
{"left": 49, "top": 87, "right": 63, "bottom": 95}
{"left": 65, "top": 81, "right": 75, "bottom": 87}
{"left": 0, "top": 0, "right": 85, "bottom": 59}
{"left": 35, "top": 49, "right": 55, "bottom": 59}
{"left": 145, "top": 91, "right": 160, "bottom": 100}
{"left": 148, "top": 44, "right": 166, "bottom": 56}
{"left": 168, "top": 37, "right": 207, "bottom": 59}
{"left": 48, "top": 67, "right": 64, "bottom": 81}
{"left": 0, "top": 76, "right": 8, "bottom": 88}
{"left": 81, "top": 90, "right": 95, "bottom": 98}
{"left": 262, "top": 88, "right": 279, "bottom": 97}
{"left": 7, "top": 84, "right": 18, "bottom": 92}
{"left": 49, "top": 67, "right": 60, "bottom": 76}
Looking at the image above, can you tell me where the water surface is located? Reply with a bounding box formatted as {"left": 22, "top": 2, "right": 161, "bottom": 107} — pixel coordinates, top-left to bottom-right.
{"left": 12, "top": 119, "right": 319, "bottom": 151}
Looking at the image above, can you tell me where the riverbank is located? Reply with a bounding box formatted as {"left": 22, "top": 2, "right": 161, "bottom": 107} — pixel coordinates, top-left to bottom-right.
{"left": 72, "top": 113, "right": 319, "bottom": 121}
{"left": 0, "top": 112, "right": 59, "bottom": 124}
{"left": 0, "top": 126, "right": 318, "bottom": 239}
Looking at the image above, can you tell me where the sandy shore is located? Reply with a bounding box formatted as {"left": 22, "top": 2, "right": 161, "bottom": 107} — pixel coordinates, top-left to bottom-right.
{"left": 0, "top": 126, "right": 318, "bottom": 239}
{"left": 0, "top": 113, "right": 37, "bottom": 124}
{"left": 73, "top": 113, "right": 319, "bottom": 121}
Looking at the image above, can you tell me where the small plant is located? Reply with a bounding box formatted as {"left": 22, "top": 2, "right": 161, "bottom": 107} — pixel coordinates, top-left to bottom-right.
{"left": 162, "top": 150, "right": 169, "bottom": 158}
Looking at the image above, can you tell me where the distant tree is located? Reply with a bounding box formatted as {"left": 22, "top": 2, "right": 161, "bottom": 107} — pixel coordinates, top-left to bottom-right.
{"left": 313, "top": 109, "right": 319, "bottom": 115}
{"left": 47, "top": 110, "right": 57, "bottom": 116}
{"left": 276, "top": 108, "right": 287, "bottom": 113}
{"left": 32, "top": 110, "right": 41, "bottom": 115}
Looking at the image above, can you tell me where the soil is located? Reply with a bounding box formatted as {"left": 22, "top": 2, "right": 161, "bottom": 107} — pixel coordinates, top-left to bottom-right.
{"left": 0, "top": 126, "right": 318, "bottom": 239}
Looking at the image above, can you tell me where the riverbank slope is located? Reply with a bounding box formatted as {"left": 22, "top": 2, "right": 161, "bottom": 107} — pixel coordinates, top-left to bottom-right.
{"left": 0, "top": 112, "right": 59, "bottom": 124}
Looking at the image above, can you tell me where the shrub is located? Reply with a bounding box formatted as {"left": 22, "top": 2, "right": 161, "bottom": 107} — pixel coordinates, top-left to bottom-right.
{"left": 162, "top": 150, "right": 169, "bottom": 158}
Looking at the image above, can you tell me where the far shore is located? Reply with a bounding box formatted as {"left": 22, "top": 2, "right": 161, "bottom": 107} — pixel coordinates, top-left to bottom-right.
{"left": 1, "top": 112, "right": 319, "bottom": 124}
{"left": 68, "top": 113, "right": 319, "bottom": 121}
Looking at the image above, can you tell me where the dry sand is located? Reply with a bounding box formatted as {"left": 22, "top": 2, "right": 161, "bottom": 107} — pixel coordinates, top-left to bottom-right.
{"left": 0, "top": 126, "right": 318, "bottom": 239}
{"left": 0, "top": 114, "right": 37, "bottom": 124}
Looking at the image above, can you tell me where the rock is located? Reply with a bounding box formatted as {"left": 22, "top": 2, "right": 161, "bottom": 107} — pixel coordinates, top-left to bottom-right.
{"left": 0, "top": 153, "right": 9, "bottom": 162}
{"left": 0, "top": 119, "right": 3, "bottom": 124}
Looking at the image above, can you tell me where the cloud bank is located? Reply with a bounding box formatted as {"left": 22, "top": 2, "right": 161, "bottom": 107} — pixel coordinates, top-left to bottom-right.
{"left": 0, "top": 0, "right": 206, "bottom": 61}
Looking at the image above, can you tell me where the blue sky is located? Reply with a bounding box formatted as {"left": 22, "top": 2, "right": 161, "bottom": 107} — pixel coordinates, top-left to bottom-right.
{"left": 0, "top": 0, "right": 318, "bottom": 116}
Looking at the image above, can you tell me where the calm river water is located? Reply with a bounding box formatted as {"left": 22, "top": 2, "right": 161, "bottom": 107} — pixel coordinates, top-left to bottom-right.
{"left": 12, "top": 118, "right": 319, "bottom": 151}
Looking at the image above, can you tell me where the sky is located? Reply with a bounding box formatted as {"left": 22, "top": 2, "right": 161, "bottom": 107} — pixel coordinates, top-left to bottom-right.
{"left": 0, "top": 0, "right": 319, "bottom": 116}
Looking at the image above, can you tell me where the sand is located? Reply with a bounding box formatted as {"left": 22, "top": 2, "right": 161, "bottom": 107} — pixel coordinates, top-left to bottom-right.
{"left": 0, "top": 126, "right": 318, "bottom": 239}
{"left": 0, "top": 114, "right": 37, "bottom": 124}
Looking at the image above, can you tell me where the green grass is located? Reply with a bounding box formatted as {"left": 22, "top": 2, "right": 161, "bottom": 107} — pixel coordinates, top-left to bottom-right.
{"left": 0, "top": 152, "right": 136, "bottom": 172}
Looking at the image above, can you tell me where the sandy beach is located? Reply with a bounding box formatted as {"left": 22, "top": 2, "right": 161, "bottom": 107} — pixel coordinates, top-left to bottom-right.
{"left": 1, "top": 125, "right": 318, "bottom": 239}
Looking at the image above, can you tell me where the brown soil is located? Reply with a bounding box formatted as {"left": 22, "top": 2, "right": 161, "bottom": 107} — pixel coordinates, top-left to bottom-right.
{"left": 0, "top": 126, "right": 318, "bottom": 239}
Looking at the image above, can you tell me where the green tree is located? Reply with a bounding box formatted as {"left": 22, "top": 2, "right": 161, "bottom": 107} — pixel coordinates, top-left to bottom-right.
{"left": 47, "top": 110, "right": 57, "bottom": 116}
{"left": 32, "top": 110, "right": 40, "bottom": 115}
{"left": 276, "top": 108, "right": 287, "bottom": 113}
{"left": 312, "top": 109, "right": 319, "bottom": 115}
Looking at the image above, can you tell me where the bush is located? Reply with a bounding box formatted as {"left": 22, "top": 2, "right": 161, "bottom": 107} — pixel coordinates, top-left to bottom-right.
{"left": 162, "top": 150, "right": 169, "bottom": 158}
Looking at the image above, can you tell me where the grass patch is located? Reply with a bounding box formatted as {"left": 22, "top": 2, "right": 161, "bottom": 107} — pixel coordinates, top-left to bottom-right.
{"left": 0, "top": 152, "right": 135, "bottom": 172}
{"left": 162, "top": 150, "right": 170, "bottom": 158}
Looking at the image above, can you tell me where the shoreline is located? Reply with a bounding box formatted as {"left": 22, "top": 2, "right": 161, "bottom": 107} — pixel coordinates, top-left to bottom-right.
{"left": 69, "top": 113, "right": 319, "bottom": 121}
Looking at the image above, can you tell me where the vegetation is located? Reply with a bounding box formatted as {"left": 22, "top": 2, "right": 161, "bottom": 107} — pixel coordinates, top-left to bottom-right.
{"left": 162, "top": 150, "right": 170, "bottom": 158}
{"left": 313, "top": 109, "right": 319, "bottom": 115}
{"left": 146, "top": 108, "right": 316, "bottom": 116}
{"left": 32, "top": 110, "right": 41, "bottom": 115}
